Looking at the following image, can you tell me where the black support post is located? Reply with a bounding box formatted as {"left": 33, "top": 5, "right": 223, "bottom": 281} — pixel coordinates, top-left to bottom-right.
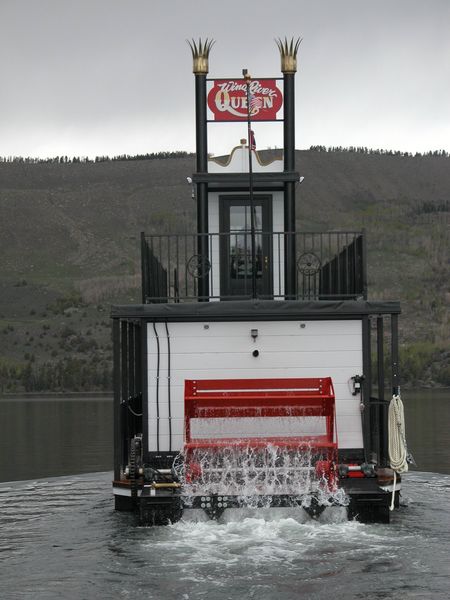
{"left": 283, "top": 74, "right": 295, "bottom": 173}
{"left": 194, "top": 72, "right": 209, "bottom": 300}
{"left": 135, "top": 324, "right": 142, "bottom": 397}
{"left": 113, "top": 319, "right": 122, "bottom": 480}
{"left": 391, "top": 314, "right": 400, "bottom": 395}
{"left": 195, "top": 74, "right": 208, "bottom": 173}
{"left": 377, "top": 316, "right": 388, "bottom": 466}
{"left": 120, "top": 321, "right": 129, "bottom": 469}
{"left": 284, "top": 183, "right": 296, "bottom": 298}
{"left": 283, "top": 72, "right": 296, "bottom": 298}
{"left": 141, "top": 321, "right": 149, "bottom": 462}
{"left": 362, "top": 316, "right": 372, "bottom": 462}
{"left": 140, "top": 232, "right": 148, "bottom": 304}
{"left": 128, "top": 324, "right": 135, "bottom": 399}
{"left": 362, "top": 229, "right": 368, "bottom": 300}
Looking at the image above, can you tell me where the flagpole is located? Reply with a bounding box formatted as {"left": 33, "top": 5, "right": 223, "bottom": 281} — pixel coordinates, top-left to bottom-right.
{"left": 243, "top": 69, "right": 257, "bottom": 299}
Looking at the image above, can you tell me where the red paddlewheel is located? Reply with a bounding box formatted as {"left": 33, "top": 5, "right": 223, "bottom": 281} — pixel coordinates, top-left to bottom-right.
{"left": 183, "top": 378, "right": 339, "bottom": 482}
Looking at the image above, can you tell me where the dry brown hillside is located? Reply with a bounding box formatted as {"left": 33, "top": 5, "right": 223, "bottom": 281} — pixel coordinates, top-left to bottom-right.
{"left": 0, "top": 149, "right": 448, "bottom": 391}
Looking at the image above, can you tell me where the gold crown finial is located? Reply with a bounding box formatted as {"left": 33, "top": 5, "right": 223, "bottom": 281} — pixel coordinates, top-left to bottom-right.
{"left": 187, "top": 38, "right": 215, "bottom": 74}
{"left": 275, "top": 37, "right": 302, "bottom": 73}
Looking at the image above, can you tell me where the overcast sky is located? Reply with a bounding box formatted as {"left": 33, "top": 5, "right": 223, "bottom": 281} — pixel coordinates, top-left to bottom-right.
{"left": 1, "top": 0, "right": 449, "bottom": 158}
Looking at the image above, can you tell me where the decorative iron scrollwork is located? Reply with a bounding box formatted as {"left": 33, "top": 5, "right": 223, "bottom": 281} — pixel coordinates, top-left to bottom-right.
{"left": 187, "top": 254, "right": 211, "bottom": 278}
{"left": 297, "top": 252, "right": 321, "bottom": 276}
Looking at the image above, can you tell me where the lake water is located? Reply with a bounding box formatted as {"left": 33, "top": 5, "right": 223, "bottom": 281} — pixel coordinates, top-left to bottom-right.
{"left": 0, "top": 395, "right": 113, "bottom": 482}
{"left": 0, "top": 390, "right": 449, "bottom": 599}
{"left": 1, "top": 389, "right": 448, "bottom": 482}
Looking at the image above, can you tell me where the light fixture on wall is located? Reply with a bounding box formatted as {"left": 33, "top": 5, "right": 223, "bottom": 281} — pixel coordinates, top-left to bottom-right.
{"left": 186, "top": 176, "right": 195, "bottom": 200}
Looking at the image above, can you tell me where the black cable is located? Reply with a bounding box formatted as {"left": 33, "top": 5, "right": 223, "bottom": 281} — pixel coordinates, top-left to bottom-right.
{"left": 126, "top": 392, "right": 143, "bottom": 417}
{"left": 165, "top": 321, "right": 172, "bottom": 451}
{"left": 152, "top": 322, "right": 160, "bottom": 452}
{"left": 127, "top": 405, "right": 143, "bottom": 418}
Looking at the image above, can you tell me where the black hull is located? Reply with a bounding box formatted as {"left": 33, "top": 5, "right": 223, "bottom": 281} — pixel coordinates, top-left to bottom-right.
{"left": 114, "top": 478, "right": 400, "bottom": 525}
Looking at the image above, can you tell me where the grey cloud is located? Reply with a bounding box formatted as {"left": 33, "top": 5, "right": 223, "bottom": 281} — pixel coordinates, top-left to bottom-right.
{"left": 0, "top": 0, "right": 448, "bottom": 157}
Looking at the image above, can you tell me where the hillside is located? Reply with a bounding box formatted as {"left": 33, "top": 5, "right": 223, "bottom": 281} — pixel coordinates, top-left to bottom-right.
{"left": 0, "top": 149, "right": 449, "bottom": 391}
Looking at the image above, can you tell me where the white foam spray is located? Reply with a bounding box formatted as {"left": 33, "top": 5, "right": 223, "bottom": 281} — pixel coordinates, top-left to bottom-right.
{"left": 173, "top": 442, "right": 348, "bottom": 511}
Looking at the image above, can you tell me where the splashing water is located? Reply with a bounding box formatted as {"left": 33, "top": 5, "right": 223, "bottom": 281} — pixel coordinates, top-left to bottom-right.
{"left": 173, "top": 443, "right": 349, "bottom": 510}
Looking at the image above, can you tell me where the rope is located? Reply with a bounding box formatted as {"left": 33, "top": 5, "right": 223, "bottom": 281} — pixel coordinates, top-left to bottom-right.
{"left": 390, "top": 471, "right": 397, "bottom": 511}
{"left": 388, "top": 394, "right": 409, "bottom": 474}
{"left": 388, "top": 393, "right": 409, "bottom": 511}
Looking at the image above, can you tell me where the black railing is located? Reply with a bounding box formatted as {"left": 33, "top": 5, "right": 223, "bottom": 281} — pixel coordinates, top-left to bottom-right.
{"left": 141, "top": 233, "right": 167, "bottom": 303}
{"left": 141, "top": 231, "right": 366, "bottom": 303}
{"left": 319, "top": 234, "right": 366, "bottom": 299}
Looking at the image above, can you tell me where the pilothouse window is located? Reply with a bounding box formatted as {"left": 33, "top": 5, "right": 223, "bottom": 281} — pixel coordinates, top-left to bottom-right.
{"left": 219, "top": 195, "right": 273, "bottom": 298}
{"left": 229, "top": 205, "right": 263, "bottom": 280}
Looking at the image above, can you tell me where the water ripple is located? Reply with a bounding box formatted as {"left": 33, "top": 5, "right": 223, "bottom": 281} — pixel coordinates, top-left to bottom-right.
{"left": 0, "top": 471, "right": 449, "bottom": 600}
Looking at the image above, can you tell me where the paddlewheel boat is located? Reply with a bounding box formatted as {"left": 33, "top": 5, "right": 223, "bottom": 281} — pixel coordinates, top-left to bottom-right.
{"left": 112, "top": 38, "right": 410, "bottom": 524}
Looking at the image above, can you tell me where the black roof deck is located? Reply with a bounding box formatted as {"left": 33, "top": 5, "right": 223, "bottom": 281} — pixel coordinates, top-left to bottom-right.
{"left": 111, "top": 299, "right": 401, "bottom": 322}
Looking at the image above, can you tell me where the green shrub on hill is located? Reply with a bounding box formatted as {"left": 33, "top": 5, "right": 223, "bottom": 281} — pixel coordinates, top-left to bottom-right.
{"left": 0, "top": 149, "right": 448, "bottom": 391}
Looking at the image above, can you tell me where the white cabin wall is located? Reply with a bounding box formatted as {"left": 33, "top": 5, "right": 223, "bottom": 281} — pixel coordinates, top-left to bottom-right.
{"left": 207, "top": 192, "right": 220, "bottom": 298}
{"left": 271, "top": 193, "right": 285, "bottom": 297}
{"left": 147, "top": 319, "right": 364, "bottom": 453}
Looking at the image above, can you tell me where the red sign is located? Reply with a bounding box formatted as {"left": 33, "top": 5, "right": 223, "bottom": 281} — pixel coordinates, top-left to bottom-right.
{"left": 207, "top": 79, "right": 283, "bottom": 121}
